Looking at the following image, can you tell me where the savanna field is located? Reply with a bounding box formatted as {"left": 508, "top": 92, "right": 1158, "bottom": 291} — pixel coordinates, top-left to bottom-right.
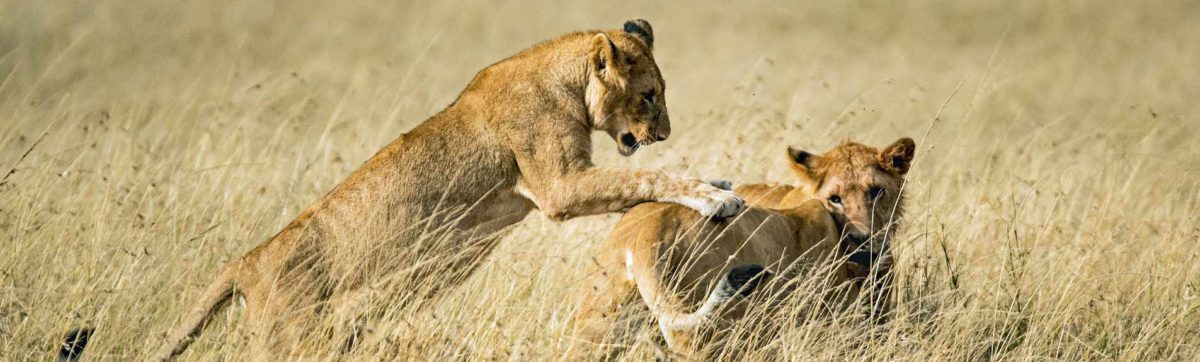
{"left": 3, "top": 1, "right": 1200, "bottom": 360}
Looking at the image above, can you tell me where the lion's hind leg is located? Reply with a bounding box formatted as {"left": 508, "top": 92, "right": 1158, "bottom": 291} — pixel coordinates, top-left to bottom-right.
{"left": 568, "top": 247, "right": 640, "bottom": 360}
{"left": 148, "top": 265, "right": 239, "bottom": 361}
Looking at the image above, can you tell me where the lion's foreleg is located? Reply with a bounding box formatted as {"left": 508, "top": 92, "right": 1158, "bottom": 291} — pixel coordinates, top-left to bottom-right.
{"left": 527, "top": 168, "right": 743, "bottom": 221}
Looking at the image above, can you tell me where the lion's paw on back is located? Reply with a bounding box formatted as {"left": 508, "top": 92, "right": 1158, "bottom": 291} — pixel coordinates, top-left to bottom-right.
{"left": 669, "top": 184, "right": 745, "bottom": 218}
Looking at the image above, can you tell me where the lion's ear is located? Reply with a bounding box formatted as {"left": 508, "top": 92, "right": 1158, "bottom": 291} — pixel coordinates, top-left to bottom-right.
{"left": 591, "top": 33, "right": 621, "bottom": 80}
{"left": 879, "top": 137, "right": 916, "bottom": 175}
{"left": 787, "top": 146, "right": 821, "bottom": 186}
{"left": 623, "top": 19, "right": 653, "bottom": 49}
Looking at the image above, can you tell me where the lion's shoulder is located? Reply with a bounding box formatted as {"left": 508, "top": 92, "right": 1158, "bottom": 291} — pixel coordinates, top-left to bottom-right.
{"left": 735, "top": 183, "right": 796, "bottom": 208}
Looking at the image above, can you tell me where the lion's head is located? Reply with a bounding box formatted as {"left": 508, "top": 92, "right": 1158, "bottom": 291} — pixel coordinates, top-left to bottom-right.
{"left": 786, "top": 138, "right": 916, "bottom": 270}
{"left": 586, "top": 19, "right": 670, "bottom": 156}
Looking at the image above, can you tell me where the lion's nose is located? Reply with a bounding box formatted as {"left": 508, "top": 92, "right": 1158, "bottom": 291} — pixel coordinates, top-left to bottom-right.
{"left": 843, "top": 222, "right": 870, "bottom": 245}
{"left": 846, "top": 233, "right": 869, "bottom": 246}
{"left": 655, "top": 128, "right": 669, "bottom": 141}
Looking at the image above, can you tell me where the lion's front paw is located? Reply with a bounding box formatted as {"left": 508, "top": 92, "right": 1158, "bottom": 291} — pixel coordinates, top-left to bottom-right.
{"left": 675, "top": 185, "right": 744, "bottom": 218}
{"left": 704, "top": 188, "right": 746, "bottom": 218}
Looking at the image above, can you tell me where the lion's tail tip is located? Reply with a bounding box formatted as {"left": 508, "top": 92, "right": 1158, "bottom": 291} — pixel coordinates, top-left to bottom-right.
{"left": 58, "top": 327, "right": 94, "bottom": 362}
{"left": 723, "top": 264, "right": 769, "bottom": 298}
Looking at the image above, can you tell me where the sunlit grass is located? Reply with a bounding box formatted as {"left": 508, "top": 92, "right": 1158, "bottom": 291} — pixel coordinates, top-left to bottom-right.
{"left": 2, "top": 0, "right": 1199, "bottom": 360}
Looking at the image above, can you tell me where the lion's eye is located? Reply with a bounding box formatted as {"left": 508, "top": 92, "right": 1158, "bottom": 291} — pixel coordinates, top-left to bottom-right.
{"left": 869, "top": 186, "right": 885, "bottom": 199}
{"left": 642, "top": 90, "right": 656, "bottom": 105}
{"left": 828, "top": 195, "right": 842, "bottom": 204}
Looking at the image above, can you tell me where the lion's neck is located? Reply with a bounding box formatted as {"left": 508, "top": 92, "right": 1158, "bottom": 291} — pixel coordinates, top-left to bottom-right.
{"left": 453, "top": 32, "right": 594, "bottom": 124}
{"left": 776, "top": 184, "right": 819, "bottom": 209}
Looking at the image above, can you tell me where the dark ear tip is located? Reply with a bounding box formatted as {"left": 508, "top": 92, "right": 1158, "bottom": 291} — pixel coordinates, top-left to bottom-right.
{"left": 886, "top": 137, "right": 915, "bottom": 157}
{"left": 787, "top": 146, "right": 810, "bottom": 164}
{"left": 622, "top": 22, "right": 638, "bottom": 34}
{"left": 622, "top": 19, "right": 654, "bottom": 46}
{"left": 623, "top": 19, "right": 652, "bottom": 30}
{"left": 899, "top": 138, "right": 916, "bottom": 156}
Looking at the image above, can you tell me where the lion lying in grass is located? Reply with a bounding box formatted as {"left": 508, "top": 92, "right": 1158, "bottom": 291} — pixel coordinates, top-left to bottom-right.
{"left": 571, "top": 138, "right": 915, "bottom": 359}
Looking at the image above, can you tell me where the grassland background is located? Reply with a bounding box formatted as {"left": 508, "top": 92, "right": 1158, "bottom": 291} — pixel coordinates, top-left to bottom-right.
{"left": 2, "top": 0, "right": 1200, "bottom": 360}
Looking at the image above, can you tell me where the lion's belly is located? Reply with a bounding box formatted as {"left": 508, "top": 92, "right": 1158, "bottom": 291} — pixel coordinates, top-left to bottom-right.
{"left": 311, "top": 127, "right": 533, "bottom": 287}
{"left": 456, "top": 188, "right": 536, "bottom": 236}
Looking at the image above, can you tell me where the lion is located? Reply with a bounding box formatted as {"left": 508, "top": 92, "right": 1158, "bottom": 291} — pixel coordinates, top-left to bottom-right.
{"left": 135, "top": 19, "right": 745, "bottom": 360}
{"left": 570, "top": 137, "right": 915, "bottom": 359}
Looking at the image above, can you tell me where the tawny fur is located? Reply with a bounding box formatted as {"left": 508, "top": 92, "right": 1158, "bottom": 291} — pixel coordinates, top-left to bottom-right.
{"left": 570, "top": 138, "right": 916, "bottom": 359}
{"left": 148, "top": 20, "right": 746, "bottom": 361}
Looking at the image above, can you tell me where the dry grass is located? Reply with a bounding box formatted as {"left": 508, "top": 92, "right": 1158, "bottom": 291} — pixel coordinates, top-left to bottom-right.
{"left": 3, "top": 0, "right": 1200, "bottom": 360}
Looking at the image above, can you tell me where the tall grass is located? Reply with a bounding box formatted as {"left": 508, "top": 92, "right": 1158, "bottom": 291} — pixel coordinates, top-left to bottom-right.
{"left": 2, "top": 0, "right": 1199, "bottom": 360}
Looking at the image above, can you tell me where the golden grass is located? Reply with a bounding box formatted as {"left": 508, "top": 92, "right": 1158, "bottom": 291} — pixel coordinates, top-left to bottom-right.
{"left": 3, "top": 0, "right": 1199, "bottom": 360}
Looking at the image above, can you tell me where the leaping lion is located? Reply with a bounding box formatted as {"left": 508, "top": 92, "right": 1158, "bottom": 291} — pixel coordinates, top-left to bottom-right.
{"left": 140, "top": 19, "right": 744, "bottom": 360}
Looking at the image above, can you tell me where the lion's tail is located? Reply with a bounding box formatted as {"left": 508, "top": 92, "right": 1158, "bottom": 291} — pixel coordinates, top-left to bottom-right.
{"left": 148, "top": 264, "right": 238, "bottom": 362}
{"left": 626, "top": 245, "right": 768, "bottom": 332}
{"left": 57, "top": 327, "right": 93, "bottom": 362}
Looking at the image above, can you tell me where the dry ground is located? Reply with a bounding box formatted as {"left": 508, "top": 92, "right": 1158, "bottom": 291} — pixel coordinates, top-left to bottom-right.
{"left": 2, "top": 0, "right": 1200, "bottom": 360}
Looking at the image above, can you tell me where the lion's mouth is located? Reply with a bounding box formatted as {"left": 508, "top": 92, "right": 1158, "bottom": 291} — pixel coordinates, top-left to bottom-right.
{"left": 847, "top": 249, "right": 877, "bottom": 268}
{"left": 618, "top": 132, "right": 642, "bottom": 156}
{"left": 841, "top": 231, "right": 891, "bottom": 269}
